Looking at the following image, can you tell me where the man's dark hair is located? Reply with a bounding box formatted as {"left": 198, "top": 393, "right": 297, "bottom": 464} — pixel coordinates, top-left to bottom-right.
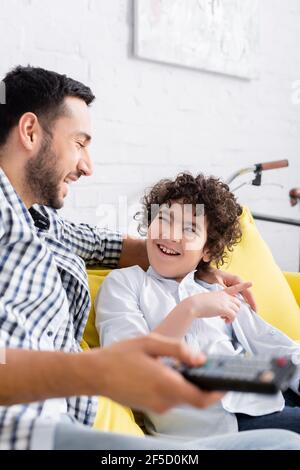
{"left": 0, "top": 65, "right": 95, "bottom": 146}
{"left": 138, "top": 172, "right": 243, "bottom": 272}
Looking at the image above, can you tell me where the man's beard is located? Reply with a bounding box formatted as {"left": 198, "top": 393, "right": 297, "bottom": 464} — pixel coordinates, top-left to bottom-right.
{"left": 25, "top": 136, "right": 64, "bottom": 209}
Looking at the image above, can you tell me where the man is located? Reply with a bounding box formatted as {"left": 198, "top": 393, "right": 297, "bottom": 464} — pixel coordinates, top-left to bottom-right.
{"left": 0, "top": 66, "right": 299, "bottom": 450}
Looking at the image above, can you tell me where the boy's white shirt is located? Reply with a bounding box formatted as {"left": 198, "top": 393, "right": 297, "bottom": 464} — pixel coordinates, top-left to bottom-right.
{"left": 95, "top": 265, "right": 300, "bottom": 437}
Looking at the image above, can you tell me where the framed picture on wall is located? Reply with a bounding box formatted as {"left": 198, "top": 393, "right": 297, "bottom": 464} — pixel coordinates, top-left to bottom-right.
{"left": 134, "top": 0, "right": 259, "bottom": 79}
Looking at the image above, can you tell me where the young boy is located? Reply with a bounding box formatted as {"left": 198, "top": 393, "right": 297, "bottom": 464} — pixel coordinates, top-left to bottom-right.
{"left": 95, "top": 173, "right": 300, "bottom": 439}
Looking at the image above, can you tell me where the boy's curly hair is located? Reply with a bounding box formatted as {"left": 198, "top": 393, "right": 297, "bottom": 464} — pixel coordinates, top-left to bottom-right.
{"left": 137, "top": 172, "right": 242, "bottom": 272}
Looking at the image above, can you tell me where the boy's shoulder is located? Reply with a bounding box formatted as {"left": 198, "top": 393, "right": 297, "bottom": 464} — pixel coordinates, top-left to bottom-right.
{"left": 104, "top": 265, "right": 147, "bottom": 287}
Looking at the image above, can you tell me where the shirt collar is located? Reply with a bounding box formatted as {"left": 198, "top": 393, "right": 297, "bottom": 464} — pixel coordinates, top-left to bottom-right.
{"left": 147, "top": 265, "right": 197, "bottom": 286}
{"left": 0, "top": 167, "right": 35, "bottom": 229}
{"left": 28, "top": 206, "right": 50, "bottom": 231}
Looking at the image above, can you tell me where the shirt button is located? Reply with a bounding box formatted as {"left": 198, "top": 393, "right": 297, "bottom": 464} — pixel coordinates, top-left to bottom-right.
{"left": 270, "top": 330, "right": 276, "bottom": 336}
{"left": 47, "top": 331, "right": 53, "bottom": 337}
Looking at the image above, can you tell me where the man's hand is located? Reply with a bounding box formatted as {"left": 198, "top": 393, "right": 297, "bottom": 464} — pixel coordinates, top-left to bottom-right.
{"left": 90, "top": 334, "right": 224, "bottom": 414}
{"left": 198, "top": 268, "right": 257, "bottom": 312}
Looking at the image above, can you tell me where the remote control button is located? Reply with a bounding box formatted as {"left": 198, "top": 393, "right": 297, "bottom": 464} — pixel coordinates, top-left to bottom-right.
{"left": 276, "top": 357, "right": 288, "bottom": 367}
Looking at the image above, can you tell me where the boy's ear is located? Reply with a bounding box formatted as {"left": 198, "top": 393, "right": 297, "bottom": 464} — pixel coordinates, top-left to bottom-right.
{"left": 202, "top": 247, "right": 211, "bottom": 263}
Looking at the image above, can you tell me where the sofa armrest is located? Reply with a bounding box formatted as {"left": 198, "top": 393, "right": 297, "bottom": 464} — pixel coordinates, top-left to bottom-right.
{"left": 284, "top": 272, "right": 300, "bottom": 307}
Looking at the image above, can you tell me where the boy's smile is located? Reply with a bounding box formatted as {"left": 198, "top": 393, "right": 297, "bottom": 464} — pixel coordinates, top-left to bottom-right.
{"left": 156, "top": 241, "right": 182, "bottom": 257}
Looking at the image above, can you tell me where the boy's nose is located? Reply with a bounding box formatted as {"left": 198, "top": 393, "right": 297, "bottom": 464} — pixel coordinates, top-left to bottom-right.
{"left": 170, "top": 224, "right": 182, "bottom": 243}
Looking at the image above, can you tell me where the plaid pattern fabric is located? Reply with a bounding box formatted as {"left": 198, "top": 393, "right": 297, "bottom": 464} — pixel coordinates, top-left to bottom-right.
{"left": 0, "top": 168, "right": 122, "bottom": 449}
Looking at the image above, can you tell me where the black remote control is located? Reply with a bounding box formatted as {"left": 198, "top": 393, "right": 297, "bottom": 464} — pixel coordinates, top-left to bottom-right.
{"left": 173, "top": 355, "right": 297, "bottom": 394}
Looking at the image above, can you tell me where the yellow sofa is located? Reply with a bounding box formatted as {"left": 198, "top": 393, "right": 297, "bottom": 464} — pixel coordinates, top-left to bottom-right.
{"left": 83, "top": 207, "right": 300, "bottom": 435}
{"left": 81, "top": 272, "right": 144, "bottom": 436}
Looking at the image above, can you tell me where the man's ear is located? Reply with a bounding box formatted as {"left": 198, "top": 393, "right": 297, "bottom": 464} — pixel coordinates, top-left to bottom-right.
{"left": 18, "top": 112, "right": 41, "bottom": 151}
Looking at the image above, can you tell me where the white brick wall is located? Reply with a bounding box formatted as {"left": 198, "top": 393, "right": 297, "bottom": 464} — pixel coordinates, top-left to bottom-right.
{"left": 1, "top": 0, "right": 300, "bottom": 270}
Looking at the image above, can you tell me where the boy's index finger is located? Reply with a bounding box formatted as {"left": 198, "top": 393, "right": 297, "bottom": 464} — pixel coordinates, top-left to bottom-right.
{"left": 225, "top": 282, "right": 252, "bottom": 296}
{"left": 242, "top": 288, "right": 258, "bottom": 312}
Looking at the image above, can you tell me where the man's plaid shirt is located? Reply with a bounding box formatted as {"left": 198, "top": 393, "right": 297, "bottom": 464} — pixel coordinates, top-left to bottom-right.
{"left": 0, "top": 168, "right": 122, "bottom": 449}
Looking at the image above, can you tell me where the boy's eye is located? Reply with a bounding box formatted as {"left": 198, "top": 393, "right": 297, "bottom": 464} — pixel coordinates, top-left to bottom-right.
{"left": 158, "top": 214, "right": 169, "bottom": 222}
{"left": 184, "top": 226, "right": 195, "bottom": 233}
{"left": 76, "top": 142, "right": 85, "bottom": 149}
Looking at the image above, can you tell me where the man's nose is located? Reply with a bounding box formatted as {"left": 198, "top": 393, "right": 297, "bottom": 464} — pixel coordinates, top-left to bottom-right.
{"left": 77, "top": 153, "right": 93, "bottom": 177}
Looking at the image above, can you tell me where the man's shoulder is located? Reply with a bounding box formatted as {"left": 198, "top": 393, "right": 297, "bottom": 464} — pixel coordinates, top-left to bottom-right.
{"left": 0, "top": 190, "right": 8, "bottom": 239}
{"left": 0, "top": 189, "right": 23, "bottom": 238}
{"left": 0, "top": 185, "right": 12, "bottom": 210}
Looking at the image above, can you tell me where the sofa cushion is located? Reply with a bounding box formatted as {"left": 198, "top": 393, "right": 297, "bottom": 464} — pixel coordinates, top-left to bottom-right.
{"left": 221, "top": 207, "right": 300, "bottom": 340}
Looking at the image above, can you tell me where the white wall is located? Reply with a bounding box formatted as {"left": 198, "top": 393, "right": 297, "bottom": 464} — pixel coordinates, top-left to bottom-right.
{"left": 1, "top": 0, "right": 300, "bottom": 270}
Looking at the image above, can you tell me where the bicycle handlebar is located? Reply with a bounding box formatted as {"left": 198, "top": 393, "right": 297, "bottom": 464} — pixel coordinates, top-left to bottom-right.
{"left": 255, "top": 159, "right": 289, "bottom": 171}
{"left": 226, "top": 159, "right": 289, "bottom": 186}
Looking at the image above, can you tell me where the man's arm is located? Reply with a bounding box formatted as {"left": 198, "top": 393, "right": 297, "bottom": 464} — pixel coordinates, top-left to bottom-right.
{"left": 46, "top": 208, "right": 123, "bottom": 267}
{"left": 0, "top": 337, "right": 223, "bottom": 412}
{"left": 118, "top": 237, "right": 149, "bottom": 270}
{"left": 50, "top": 208, "right": 149, "bottom": 270}
{"left": 0, "top": 349, "right": 86, "bottom": 405}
